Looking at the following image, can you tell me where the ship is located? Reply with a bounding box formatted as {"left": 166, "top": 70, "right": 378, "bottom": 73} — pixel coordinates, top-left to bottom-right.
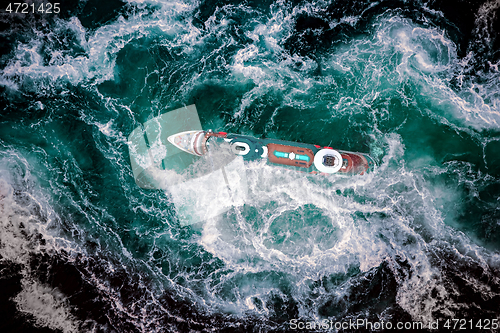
{"left": 128, "top": 105, "right": 376, "bottom": 225}
{"left": 168, "top": 130, "right": 376, "bottom": 175}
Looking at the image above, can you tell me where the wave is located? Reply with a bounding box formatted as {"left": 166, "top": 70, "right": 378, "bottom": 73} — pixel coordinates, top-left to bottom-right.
{"left": 0, "top": 0, "right": 499, "bottom": 331}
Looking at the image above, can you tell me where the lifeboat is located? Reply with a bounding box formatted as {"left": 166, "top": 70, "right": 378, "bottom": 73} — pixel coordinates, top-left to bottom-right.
{"left": 167, "top": 130, "right": 376, "bottom": 175}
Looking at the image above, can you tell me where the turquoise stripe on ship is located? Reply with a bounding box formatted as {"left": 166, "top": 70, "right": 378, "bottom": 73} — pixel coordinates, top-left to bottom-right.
{"left": 273, "top": 150, "right": 310, "bottom": 161}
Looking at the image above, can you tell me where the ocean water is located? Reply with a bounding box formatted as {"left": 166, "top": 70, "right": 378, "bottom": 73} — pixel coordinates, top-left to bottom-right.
{"left": 1, "top": 0, "right": 500, "bottom": 332}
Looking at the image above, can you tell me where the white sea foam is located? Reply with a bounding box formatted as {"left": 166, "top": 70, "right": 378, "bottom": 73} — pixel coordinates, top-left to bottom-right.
{"left": 0, "top": 152, "right": 82, "bottom": 331}
{"left": 192, "top": 133, "right": 500, "bottom": 322}
{"left": 0, "top": 0, "right": 200, "bottom": 95}
{"left": 1, "top": 18, "right": 90, "bottom": 93}
{"left": 14, "top": 280, "right": 79, "bottom": 333}
{"left": 225, "top": 9, "right": 499, "bottom": 131}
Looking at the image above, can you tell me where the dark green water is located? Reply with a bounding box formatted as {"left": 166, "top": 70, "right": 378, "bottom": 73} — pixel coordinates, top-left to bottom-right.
{"left": 1, "top": 0, "right": 500, "bottom": 332}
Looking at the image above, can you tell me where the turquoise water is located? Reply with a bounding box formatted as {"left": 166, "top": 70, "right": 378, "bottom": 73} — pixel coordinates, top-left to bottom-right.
{"left": 1, "top": 0, "right": 500, "bottom": 332}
